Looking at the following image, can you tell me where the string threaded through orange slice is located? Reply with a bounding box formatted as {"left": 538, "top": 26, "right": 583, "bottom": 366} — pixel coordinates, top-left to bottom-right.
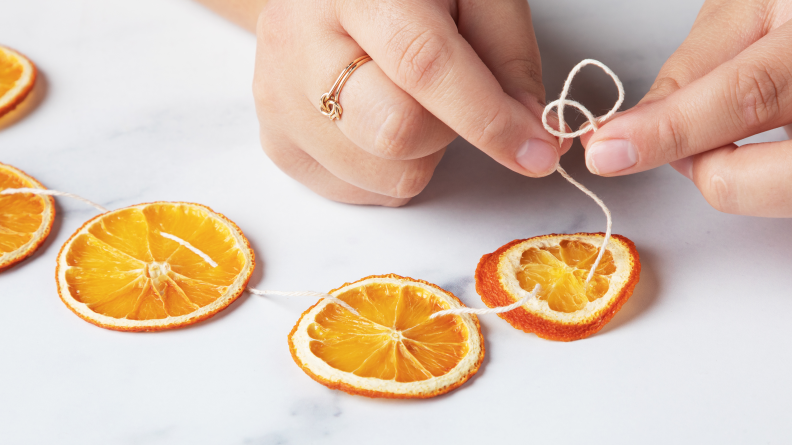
{"left": 476, "top": 233, "right": 640, "bottom": 341}
{"left": 56, "top": 202, "right": 254, "bottom": 331}
{"left": 0, "top": 162, "right": 55, "bottom": 271}
{"left": 0, "top": 46, "right": 36, "bottom": 118}
{"left": 288, "top": 274, "right": 484, "bottom": 399}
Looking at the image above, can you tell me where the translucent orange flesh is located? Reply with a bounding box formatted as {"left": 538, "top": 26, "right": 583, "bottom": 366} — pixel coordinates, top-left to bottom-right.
{"left": 0, "top": 168, "right": 46, "bottom": 254}
{"left": 0, "top": 50, "right": 24, "bottom": 98}
{"left": 308, "top": 283, "right": 470, "bottom": 383}
{"left": 516, "top": 240, "right": 616, "bottom": 313}
{"left": 64, "top": 204, "right": 246, "bottom": 320}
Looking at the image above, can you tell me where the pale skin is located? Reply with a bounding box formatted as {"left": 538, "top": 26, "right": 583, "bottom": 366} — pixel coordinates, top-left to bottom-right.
{"left": 197, "top": 0, "right": 792, "bottom": 217}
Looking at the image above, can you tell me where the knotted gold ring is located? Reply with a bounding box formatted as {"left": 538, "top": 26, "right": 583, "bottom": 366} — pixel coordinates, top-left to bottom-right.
{"left": 320, "top": 54, "right": 372, "bottom": 121}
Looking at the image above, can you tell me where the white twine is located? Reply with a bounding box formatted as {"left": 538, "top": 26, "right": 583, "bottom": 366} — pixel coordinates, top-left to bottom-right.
{"left": 246, "top": 288, "right": 360, "bottom": 316}
{"left": 152, "top": 233, "right": 359, "bottom": 315}
{"left": 1, "top": 188, "right": 108, "bottom": 212}
{"left": 159, "top": 232, "right": 218, "bottom": 268}
{"left": 426, "top": 59, "right": 624, "bottom": 318}
{"left": 430, "top": 284, "right": 541, "bottom": 319}
{"left": 543, "top": 58, "right": 623, "bottom": 286}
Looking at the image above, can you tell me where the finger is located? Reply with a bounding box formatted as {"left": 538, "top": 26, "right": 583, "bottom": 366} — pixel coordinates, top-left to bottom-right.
{"left": 305, "top": 35, "right": 457, "bottom": 160}
{"left": 640, "top": 0, "right": 770, "bottom": 104}
{"left": 678, "top": 140, "right": 792, "bottom": 217}
{"left": 580, "top": 0, "right": 768, "bottom": 149}
{"left": 254, "top": 4, "right": 440, "bottom": 201}
{"left": 288, "top": 102, "right": 445, "bottom": 199}
{"left": 259, "top": 131, "right": 411, "bottom": 207}
{"left": 456, "top": 0, "right": 572, "bottom": 156}
{"left": 341, "top": 0, "right": 562, "bottom": 177}
{"left": 584, "top": 20, "right": 792, "bottom": 176}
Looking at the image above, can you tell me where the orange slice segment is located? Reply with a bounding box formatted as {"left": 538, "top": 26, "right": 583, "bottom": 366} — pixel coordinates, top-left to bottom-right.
{"left": 0, "top": 46, "right": 36, "bottom": 118}
{"left": 56, "top": 202, "right": 255, "bottom": 331}
{"left": 476, "top": 233, "right": 640, "bottom": 341}
{"left": 0, "top": 162, "right": 55, "bottom": 271}
{"left": 289, "top": 274, "right": 484, "bottom": 399}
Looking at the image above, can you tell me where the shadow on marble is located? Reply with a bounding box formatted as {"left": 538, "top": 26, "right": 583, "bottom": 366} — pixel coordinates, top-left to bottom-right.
{"left": 411, "top": 135, "right": 634, "bottom": 213}
{"left": 413, "top": 140, "right": 662, "bottom": 337}
{"left": 597, "top": 247, "right": 660, "bottom": 336}
{"left": 0, "top": 69, "right": 48, "bottom": 131}
{"left": 409, "top": 20, "right": 654, "bottom": 210}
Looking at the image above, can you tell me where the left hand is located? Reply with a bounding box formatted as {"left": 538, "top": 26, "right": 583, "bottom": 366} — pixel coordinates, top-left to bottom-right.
{"left": 581, "top": 0, "right": 792, "bottom": 217}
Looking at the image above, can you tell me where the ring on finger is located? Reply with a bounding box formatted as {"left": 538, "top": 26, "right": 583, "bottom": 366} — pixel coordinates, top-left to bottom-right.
{"left": 320, "top": 54, "right": 372, "bottom": 121}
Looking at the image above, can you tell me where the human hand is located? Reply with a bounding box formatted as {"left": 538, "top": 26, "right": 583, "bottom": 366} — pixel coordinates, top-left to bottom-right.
{"left": 581, "top": 0, "right": 792, "bottom": 217}
{"left": 252, "top": 0, "right": 571, "bottom": 206}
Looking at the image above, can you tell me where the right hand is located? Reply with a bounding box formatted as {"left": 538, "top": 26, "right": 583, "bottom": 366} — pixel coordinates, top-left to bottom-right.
{"left": 580, "top": 0, "right": 792, "bottom": 217}
{"left": 253, "top": 0, "right": 570, "bottom": 206}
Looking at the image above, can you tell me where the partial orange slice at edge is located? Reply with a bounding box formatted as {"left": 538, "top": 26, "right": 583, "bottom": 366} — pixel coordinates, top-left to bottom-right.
{"left": 0, "top": 162, "right": 55, "bottom": 271}
{"left": 0, "top": 46, "right": 36, "bottom": 118}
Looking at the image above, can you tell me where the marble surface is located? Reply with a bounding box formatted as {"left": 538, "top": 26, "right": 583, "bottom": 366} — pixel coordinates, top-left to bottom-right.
{"left": 2, "top": 1, "right": 792, "bottom": 444}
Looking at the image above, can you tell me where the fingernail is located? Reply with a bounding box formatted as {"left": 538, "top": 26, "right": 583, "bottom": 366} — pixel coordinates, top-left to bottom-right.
{"left": 587, "top": 139, "right": 638, "bottom": 175}
{"left": 670, "top": 157, "right": 693, "bottom": 180}
{"left": 516, "top": 139, "right": 559, "bottom": 176}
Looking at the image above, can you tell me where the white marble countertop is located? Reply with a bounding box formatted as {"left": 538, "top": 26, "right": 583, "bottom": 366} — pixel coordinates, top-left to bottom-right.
{"left": 2, "top": 1, "right": 791, "bottom": 443}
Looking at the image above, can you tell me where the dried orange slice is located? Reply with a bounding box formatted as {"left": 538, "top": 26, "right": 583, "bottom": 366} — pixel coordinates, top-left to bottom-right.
{"left": 289, "top": 274, "right": 484, "bottom": 399}
{"left": 476, "top": 233, "right": 640, "bottom": 341}
{"left": 0, "top": 162, "right": 55, "bottom": 271}
{"left": 56, "top": 202, "right": 255, "bottom": 331}
{"left": 0, "top": 46, "right": 36, "bottom": 118}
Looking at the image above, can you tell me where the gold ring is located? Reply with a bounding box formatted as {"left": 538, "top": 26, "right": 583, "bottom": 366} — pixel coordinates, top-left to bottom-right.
{"left": 320, "top": 54, "right": 372, "bottom": 121}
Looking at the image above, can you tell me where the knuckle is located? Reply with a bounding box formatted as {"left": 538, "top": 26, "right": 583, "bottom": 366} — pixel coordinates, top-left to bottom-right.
{"left": 655, "top": 112, "right": 688, "bottom": 161}
{"left": 255, "top": 1, "right": 288, "bottom": 44}
{"left": 252, "top": 75, "right": 273, "bottom": 107}
{"left": 695, "top": 149, "right": 741, "bottom": 214}
{"left": 390, "top": 28, "right": 452, "bottom": 91}
{"left": 373, "top": 103, "right": 424, "bottom": 159}
{"left": 499, "top": 56, "right": 545, "bottom": 96}
{"left": 470, "top": 106, "right": 511, "bottom": 149}
{"left": 253, "top": 9, "right": 289, "bottom": 103}
{"left": 733, "top": 63, "right": 786, "bottom": 129}
{"left": 390, "top": 164, "right": 434, "bottom": 198}
{"left": 648, "top": 76, "right": 682, "bottom": 98}
{"left": 258, "top": 133, "right": 293, "bottom": 168}
{"left": 701, "top": 172, "right": 738, "bottom": 214}
{"left": 257, "top": 131, "right": 314, "bottom": 179}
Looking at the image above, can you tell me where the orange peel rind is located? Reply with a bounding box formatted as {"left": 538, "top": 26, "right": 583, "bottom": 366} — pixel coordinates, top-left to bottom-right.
{"left": 289, "top": 274, "right": 484, "bottom": 399}
{"left": 476, "top": 233, "right": 640, "bottom": 341}
{"left": 0, "top": 162, "right": 55, "bottom": 271}
{"left": 56, "top": 202, "right": 255, "bottom": 332}
{"left": 0, "top": 46, "right": 36, "bottom": 118}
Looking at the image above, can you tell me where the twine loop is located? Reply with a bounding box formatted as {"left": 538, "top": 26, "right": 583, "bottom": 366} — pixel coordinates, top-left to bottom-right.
{"left": 544, "top": 58, "right": 624, "bottom": 286}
